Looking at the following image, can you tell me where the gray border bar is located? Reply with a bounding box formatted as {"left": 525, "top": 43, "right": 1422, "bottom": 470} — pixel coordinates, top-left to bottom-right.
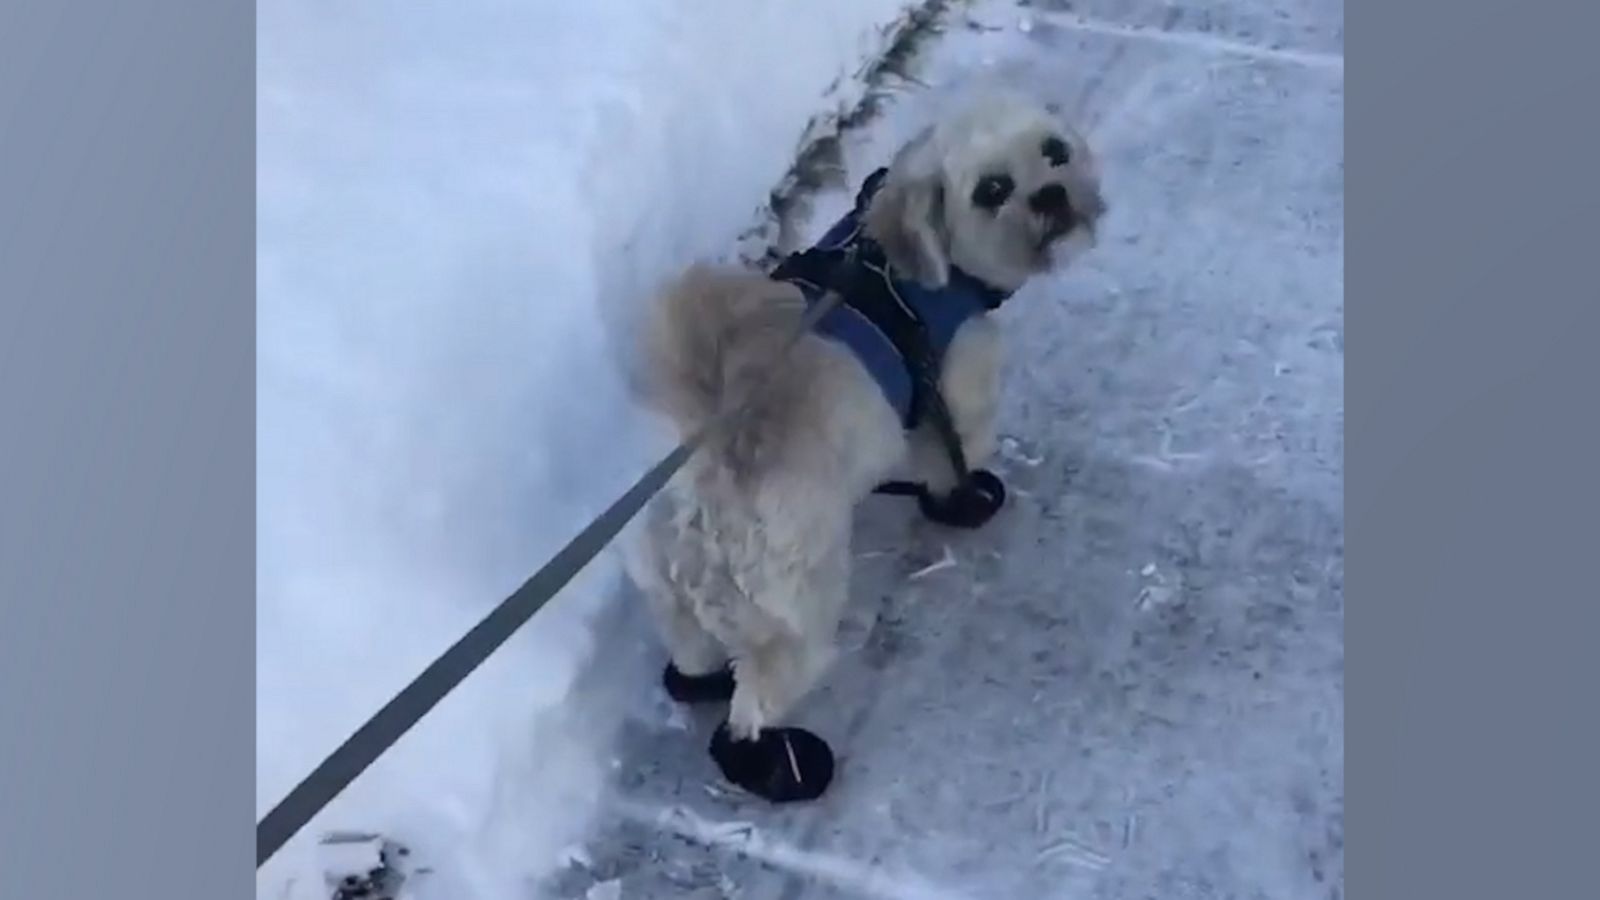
{"left": 0, "top": 2, "right": 254, "bottom": 896}
{"left": 1356, "top": 1, "right": 1600, "bottom": 897}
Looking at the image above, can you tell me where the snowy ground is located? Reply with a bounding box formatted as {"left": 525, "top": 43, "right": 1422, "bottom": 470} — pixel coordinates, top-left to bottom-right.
{"left": 553, "top": 1, "right": 1344, "bottom": 898}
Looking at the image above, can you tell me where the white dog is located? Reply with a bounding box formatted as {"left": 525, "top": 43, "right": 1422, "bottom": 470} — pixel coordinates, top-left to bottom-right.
{"left": 624, "top": 93, "right": 1106, "bottom": 802}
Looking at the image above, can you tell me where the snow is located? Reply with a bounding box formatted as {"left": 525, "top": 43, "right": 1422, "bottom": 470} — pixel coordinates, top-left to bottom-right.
{"left": 256, "top": 1, "right": 922, "bottom": 897}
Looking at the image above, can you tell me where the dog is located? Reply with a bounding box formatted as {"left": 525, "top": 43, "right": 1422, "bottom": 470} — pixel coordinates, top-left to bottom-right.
{"left": 624, "top": 92, "right": 1106, "bottom": 802}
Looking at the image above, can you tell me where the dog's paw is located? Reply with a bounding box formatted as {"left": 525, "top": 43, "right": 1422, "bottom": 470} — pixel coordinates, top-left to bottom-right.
{"left": 663, "top": 663, "right": 737, "bottom": 704}
{"left": 709, "top": 722, "right": 835, "bottom": 803}
{"left": 917, "top": 469, "right": 1006, "bottom": 529}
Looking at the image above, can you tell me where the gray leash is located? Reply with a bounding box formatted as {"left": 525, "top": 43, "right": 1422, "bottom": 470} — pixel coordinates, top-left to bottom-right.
{"left": 257, "top": 287, "right": 841, "bottom": 868}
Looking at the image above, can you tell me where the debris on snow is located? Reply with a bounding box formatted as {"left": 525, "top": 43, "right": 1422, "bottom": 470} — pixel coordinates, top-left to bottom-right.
{"left": 1137, "top": 582, "right": 1176, "bottom": 610}
{"left": 702, "top": 780, "right": 746, "bottom": 802}
{"left": 697, "top": 816, "right": 758, "bottom": 844}
{"left": 663, "top": 703, "right": 691, "bottom": 732}
{"left": 558, "top": 843, "right": 593, "bottom": 869}
{"left": 908, "top": 545, "right": 958, "bottom": 580}
{"left": 319, "top": 833, "right": 385, "bottom": 880}
{"left": 1000, "top": 436, "right": 1045, "bottom": 467}
{"left": 1136, "top": 563, "right": 1182, "bottom": 611}
{"left": 320, "top": 832, "right": 412, "bottom": 900}
{"left": 1035, "top": 835, "right": 1111, "bottom": 870}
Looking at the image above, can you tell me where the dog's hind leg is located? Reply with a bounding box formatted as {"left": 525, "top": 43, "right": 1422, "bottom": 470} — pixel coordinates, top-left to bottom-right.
{"left": 724, "top": 631, "right": 837, "bottom": 740}
{"left": 710, "top": 631, "right": 838, "bottom": 803}
{"left": 706, "top": 542, "right": 847, "bottom": 803}
{"left": 623, "top": 497, "right": 736, "bottom": 704}
{"left": 654, "top": 593, "right": 737, "bottom": 704}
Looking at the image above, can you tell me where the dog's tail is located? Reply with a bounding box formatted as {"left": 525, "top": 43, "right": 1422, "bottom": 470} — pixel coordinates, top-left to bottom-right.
{"left": 633, "top": 263, "right": 808, "bottom": 435}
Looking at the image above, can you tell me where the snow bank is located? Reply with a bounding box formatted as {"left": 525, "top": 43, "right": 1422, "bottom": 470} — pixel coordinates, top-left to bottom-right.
{"left": 256, "top": 1, "right": 918, "bottom": 896}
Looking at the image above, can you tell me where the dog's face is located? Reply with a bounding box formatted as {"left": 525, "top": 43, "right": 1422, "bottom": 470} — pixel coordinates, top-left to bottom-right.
{"left": 864, "top": 95, "right": 1106, "bottom": 293}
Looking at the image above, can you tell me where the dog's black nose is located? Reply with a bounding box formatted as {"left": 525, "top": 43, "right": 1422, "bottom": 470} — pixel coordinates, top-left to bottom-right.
{"left": 1029, "top": 183, "right": 1070, "bottom": 217}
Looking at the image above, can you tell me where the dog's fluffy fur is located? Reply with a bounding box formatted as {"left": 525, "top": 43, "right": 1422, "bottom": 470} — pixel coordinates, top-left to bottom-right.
{"left": 625, "top": 93, "right": 1105, "bottom": 768}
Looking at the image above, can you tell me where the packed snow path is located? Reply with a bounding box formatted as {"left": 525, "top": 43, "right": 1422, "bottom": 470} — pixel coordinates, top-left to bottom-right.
{"left": 557, "top": 1, "right": 1343, "bottom": 897}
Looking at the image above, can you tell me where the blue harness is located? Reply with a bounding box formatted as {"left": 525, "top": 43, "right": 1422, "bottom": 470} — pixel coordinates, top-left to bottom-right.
{"left": 770, "top": 168, "right": 1011, "bottom": 431}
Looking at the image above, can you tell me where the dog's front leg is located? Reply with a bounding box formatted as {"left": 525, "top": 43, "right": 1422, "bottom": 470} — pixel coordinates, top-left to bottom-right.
{"left": 894, "top": 317, "right": 1008, "bottom": 528}
{"left": 656, "top": 597, "right": 737, "bottom": 704}
{"left": 625, "top": 501, "right": 740, "bottom": 703}
{"left": 938, "top": 315, "right": 1003, "bottom": 472}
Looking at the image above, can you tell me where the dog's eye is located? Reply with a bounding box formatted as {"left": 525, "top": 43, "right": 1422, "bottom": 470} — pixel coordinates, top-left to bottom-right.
{"left": 971, "top": 174, "right": 1014, "bottom": 210}
{"left": 1041, "top": 136, "right": 1071, "bottom": 167}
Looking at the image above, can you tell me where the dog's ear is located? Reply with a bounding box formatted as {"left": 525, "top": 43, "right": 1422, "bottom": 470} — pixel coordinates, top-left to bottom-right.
{"left": 864, "top": 130, "right": 950, "bottom": 288}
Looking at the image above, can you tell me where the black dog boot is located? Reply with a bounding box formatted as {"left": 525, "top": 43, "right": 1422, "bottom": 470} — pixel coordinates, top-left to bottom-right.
{"left": 875, "top": 469, "right": 1006, "bottom": 529}
{"left": 917, "top": 468, "right": 1006, "bottom": 528}
{"left": 662, "top": 662, "right": 737, "bottom": 704}
{"left": 710, "top": 722, "right": 835, "bottom": 803}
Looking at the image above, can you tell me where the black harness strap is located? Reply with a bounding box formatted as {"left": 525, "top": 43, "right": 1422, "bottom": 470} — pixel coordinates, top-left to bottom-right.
{"left": 770, "top": 168, "right": 985, "bottom": 487}
{"left": 857, "top": 256, "right": 972, "bottom": 480}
